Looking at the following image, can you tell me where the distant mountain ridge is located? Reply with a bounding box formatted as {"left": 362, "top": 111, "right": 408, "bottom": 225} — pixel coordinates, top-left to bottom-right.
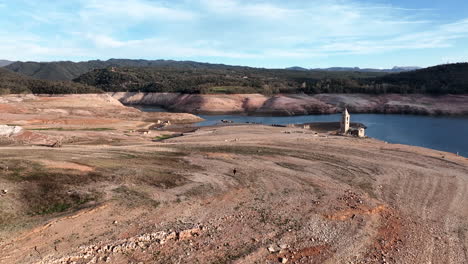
{"left": 73, "top": 62, "right": 468, "bottom": 95}
{"left": 6, "top": 58, "right": 422, "bottom": 81}
{"left": 1, "top": 60, "right": 467, "bottom": 95}
{"left": 0, "top": 67, "right": 99, "bottom": 94}
{"left": 287, "top": 66, "right": 422, "bottom": 73}
{"left": 0, "top": 60, "right": 13, "bottom": 67}
{"left": 5, "top": 59, "right": 253, "bottom": 81}
{"left": 5, "top": 59, "right": 466, "bottom": 95}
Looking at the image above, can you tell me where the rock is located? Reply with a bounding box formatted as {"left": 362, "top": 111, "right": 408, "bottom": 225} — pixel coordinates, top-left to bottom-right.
{"left": 0, "top": 125, "right": 22, "bottom": 137}
{"left": 268, "top": 245, "right": 280, "bottom": 253}
{"left": 51, "top": 140, "right": 62, "bottom": 148}
{"left": 1, "top": 190, "right": 7, "bottom": 195}
{"left": 177, "top": 228, "right": 201, "bottom": 241}
{"left": 279, "top": 257, "right": 288, "bottom": 263}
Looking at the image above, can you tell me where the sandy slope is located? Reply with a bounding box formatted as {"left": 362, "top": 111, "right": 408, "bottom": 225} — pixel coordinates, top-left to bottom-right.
{"left": 0, "top": 94, "right": 202, "bottom": 145}
{"left": 0, "top": 94, "right": 202, "bottom": 123}
{"left": 111, "top": 92, "right": 468, "bottom": 115}
{"left": 0, "top": 123, "right": 467, "bottom": 263}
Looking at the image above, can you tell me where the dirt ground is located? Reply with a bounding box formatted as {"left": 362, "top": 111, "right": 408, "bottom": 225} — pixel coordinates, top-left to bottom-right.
{"left": 0, "top": 94, "right": 202, "bottom": 146}
{"left": 0, "top": 95, "right": 468, "bottom": 264}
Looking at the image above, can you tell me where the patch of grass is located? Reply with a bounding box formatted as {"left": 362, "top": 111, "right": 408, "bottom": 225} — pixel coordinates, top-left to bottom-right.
{"left": 182, "top": 184, "right": 215, "bottom": 198}
{"left": 139, "top": 170, "right": 188, "bottom": 189}
{"left": 0, "top": 211, "right": 15, "bottom": 229}
{"left": 204, "top": 86, "right": 259, "bottom": 94}
{"left": 84, "top": 128, "right": 115, "bottom": 131}
{"left": 23, "top": 170, "right": 104, "bottom": 185}
{"left": 76, "top": 138, "right": 123, "bottom": 146}
{"left": 113, "top": 186, "right": 160, "bottom": 208}
{"left": 39, "top": 202, "right": 72, "bottom": 215}
{"left": 25, "top": 180, "right": 100, "bottom": 215}
{"left": 153, "top": 134, "right": 175, "bottom": 141}
{"left": 151, "top": 151, "right": 188, "bottom": 158}
{"left": 119, "top": 153, "right": 138, "bottom": 159}
{"left": 0, "top": 160, "right": 104, "bottom": 215}
{"left": 275, "top": 162, "right": 306, "bottom": 171}
{"left": 106, "top": 151, "right": 138, "bottom": 160}
{"left": 30, "top": 127, "right": 115, "bottom": 131}
{"left": 177, "top": 145, "right": 284, "bottom": 156}
{"left": 0, "top": 160, "right": 43, "bottom": 181}
{"left": 356, "top": 181, "right": 376, "bottom": 199}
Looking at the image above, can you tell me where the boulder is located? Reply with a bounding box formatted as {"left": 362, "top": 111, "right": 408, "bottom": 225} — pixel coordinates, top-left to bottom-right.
{"left": 0, "top": 125, "right": 22, "bottom": 137}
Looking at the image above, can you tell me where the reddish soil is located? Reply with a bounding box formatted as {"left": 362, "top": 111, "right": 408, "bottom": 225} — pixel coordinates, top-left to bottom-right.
{"left": 0, "top": 95, "right": 467, "bottom": 263}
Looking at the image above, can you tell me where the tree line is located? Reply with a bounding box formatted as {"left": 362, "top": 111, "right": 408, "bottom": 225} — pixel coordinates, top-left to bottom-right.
{"left": 2, "top": 62, "right": 467, "bottom": 95}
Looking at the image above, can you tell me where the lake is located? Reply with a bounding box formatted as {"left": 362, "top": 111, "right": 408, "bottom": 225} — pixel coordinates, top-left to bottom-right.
{"left": 134, "top": 106, "right": 468, "bottom": 157}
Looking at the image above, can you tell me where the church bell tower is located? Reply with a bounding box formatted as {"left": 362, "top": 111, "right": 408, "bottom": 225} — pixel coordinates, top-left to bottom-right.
{"left": 341, "top": 108, "right": 350, "bottom": 134}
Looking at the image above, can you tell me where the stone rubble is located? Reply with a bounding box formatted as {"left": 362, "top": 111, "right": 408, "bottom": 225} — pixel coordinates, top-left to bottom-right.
{"left": 38, "top": 226, "right": 203, "bottom": 264}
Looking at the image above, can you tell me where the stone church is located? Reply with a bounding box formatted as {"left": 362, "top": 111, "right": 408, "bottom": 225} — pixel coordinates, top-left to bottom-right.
{"left": 340, "top": 108, "right": 365, "bottom": 138}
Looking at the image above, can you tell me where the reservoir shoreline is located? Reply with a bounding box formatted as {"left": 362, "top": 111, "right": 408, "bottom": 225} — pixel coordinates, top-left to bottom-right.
{"left": 135, "top": 105, "right": 468, "bottom": 157}
{"left": 111, "top": 92, "right": 468, "bottom": 116}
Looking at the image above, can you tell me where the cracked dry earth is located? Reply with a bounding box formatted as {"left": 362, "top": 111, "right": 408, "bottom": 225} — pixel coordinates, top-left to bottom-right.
{"left": 1, "top": 125, "right": 468, "bottom": 263}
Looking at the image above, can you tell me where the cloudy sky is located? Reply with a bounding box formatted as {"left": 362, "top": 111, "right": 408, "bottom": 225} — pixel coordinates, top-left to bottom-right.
{"left": 1, "top": 0, "right": 467, "bottom": 68}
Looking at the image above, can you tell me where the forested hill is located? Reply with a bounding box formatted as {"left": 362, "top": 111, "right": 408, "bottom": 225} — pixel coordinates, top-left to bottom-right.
{"left": 5, "top": 59, "right": 274, "bottom": 81}
{"left": 0, "top": 68, "right": 100, "bottom": 94}
{"left": 73, "top": 65, "right": 386, "bottom": 94}
{"left": 4, "top": 59, "right": 420, "bottom": 81}
{"left": 376, "top": 63, "right": 468, "bottom": 94}
{"left": 2, "top": 59, "right": 468, "bottom": 95}
{"left": 73, "top": 63, "right": 468, "bottom": 95}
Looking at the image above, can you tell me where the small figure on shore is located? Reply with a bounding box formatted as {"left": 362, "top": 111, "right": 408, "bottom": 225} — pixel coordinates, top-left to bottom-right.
{"left": 233, "top": 168, "right": 237, "bottom": 176}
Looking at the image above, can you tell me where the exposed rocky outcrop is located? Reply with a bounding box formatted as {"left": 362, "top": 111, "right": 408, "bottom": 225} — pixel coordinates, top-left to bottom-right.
{"left": 110, "top": 92, "right": 468, "bottom": 116}
{"left": 0, "top": 125, "right": 22, "bottom": 137}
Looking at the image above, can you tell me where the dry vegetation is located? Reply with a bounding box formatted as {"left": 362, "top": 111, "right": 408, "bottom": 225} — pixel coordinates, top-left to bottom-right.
{"left": 0, "top": 95, "right": 467, "bottom": 264}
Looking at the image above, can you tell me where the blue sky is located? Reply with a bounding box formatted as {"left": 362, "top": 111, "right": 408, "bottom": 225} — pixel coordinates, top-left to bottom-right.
{"left": 0, "top": 0, "right": 467, "bottom": 68}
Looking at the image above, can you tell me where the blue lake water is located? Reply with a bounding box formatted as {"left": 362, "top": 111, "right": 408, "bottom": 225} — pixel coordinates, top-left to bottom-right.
{"left": 134, "top": 106, "right": 468, "bottom": 157}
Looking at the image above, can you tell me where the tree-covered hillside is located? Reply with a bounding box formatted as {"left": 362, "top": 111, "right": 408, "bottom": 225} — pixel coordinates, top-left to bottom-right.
{"left": 2, "top": 59, "right": 467, "bottom": 95}
{"left": 6, "top": 59, "right": 304, "bottom": 81}
{"left": 73, "top": 65, "right": 387, "bottom": 94}
{"left": 0, "top": 68, "right": 100, "bottom": 94}
{"left": 375, "top": 63, "right": 468, "bottom": 94}
{"left": 73, "top": 63, "right": 468, "bottom": 95}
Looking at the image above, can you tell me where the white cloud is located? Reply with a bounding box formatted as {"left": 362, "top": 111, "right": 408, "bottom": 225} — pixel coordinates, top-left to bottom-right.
{"left": 199, "top": 0, "right": 298, "bottom": 19}
{"left": 80, "top": 0, "right": 196, "bottom": 21}
{"left": 1, "top": 0, "right": 468, "bottom": 66}
{"left": 81, "top": 35, "right": 261, "bottom": 58}
{"left": 88, "top": 34, "right": 127, "bottom": 48}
